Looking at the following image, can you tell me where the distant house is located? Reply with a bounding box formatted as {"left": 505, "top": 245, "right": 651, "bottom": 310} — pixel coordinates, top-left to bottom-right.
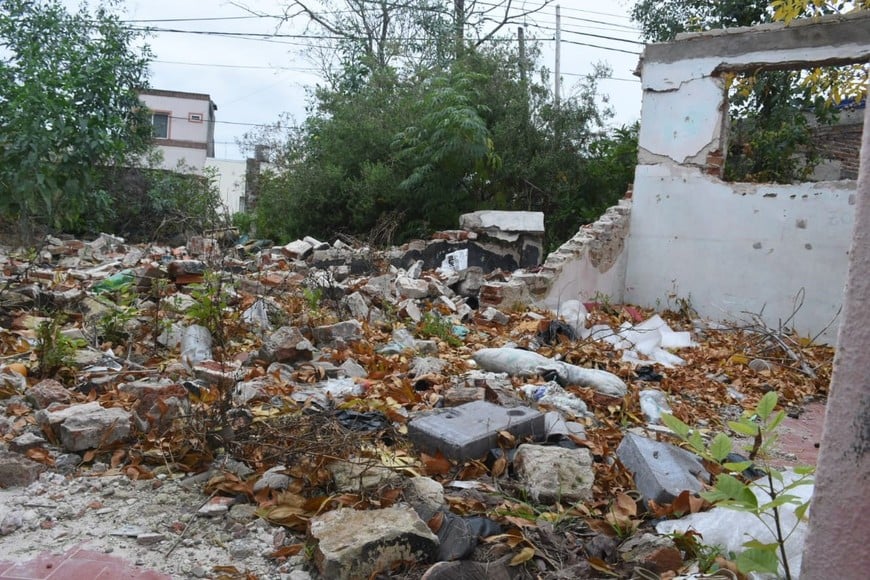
{"left": 138, "top": 88, "right": 217, "bottom": 172}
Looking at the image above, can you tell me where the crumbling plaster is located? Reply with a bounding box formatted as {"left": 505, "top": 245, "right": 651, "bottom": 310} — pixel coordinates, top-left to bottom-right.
{"left": 625, "top": 11, "right": 870, "bottom": 343}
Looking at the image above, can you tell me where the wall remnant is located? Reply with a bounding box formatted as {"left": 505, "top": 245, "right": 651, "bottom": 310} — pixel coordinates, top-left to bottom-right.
{"left": 625, "top": 11, "right": 870, "bottom": 343}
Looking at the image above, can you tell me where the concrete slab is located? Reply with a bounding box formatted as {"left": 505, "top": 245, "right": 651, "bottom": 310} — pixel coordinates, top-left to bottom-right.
{"left": 407, "top": 401, "right": 545, "bottom": 461}
{"left": 617, "top": 432, "right": 709, "bottom": 504}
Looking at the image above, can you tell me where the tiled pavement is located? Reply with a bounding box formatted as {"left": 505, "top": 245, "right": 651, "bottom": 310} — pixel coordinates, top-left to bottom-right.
{"left": 0, "top": 546, "right": 171, "bottom": 580}
{"left": 774, "top": 400, "right": 826, "bottom": 467}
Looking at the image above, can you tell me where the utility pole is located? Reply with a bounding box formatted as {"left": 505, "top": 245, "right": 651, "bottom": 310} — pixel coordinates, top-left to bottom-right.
{"left": 454, "top": 0, "right": 464, "bottom": 59}
{"left": 518, "top": 26, "right": 526, "bottom": 87}
{"left": 555, "top": 4, "right": 561, "bottom": 110}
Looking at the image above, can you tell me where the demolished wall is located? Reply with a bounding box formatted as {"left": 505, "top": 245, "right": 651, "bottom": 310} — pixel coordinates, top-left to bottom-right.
{"left": 624, "top": 11, "right": 870, "bottom": 343}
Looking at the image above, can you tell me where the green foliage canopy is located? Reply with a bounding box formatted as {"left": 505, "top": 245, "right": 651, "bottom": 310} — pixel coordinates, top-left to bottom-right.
{"left": 0, "top": 0, "right": 153, "bottom": 234}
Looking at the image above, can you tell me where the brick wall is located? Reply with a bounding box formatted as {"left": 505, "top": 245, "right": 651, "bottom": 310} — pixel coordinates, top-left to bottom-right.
{"left": 812, "top": 121, "right": 864, "bottom": 180}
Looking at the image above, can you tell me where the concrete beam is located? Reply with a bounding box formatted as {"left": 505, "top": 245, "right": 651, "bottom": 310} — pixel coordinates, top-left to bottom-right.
{"left": 642, "top": 11, "right": 870, "bottom": 66}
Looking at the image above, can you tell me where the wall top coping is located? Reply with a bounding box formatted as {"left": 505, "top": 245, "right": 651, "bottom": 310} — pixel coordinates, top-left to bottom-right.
{"left": 640, "top": 10, "right": 870, "bottom": 67}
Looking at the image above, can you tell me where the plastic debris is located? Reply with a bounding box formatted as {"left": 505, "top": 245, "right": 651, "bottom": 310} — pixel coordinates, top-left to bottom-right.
{"left": 521, "top": 382, "right": 589, "bottom": 418}
{"left": 656, "top": 469, "right": 813, "bottom": 579}
{"left": 638, "top": 389, "right": 671, "bottom": 424}
{"left": 180, "top": 325, "right": 213, "bottom": 372}
{"left": 473, "top": 347, "right": 627, "bottom": 397}
{"left": 90, "top": 270, "right": 134, "bottom": 294}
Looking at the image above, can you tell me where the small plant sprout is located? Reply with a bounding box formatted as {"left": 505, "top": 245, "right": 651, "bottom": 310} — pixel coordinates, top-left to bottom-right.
{"left": 661, "top": 391, "right": 813, "bottom": 579}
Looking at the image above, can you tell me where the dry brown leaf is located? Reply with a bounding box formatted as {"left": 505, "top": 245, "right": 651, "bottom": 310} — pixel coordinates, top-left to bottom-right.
{"left": 420, "top": 451, "right": 452, "bottom": 475}
{"left": 509, "top": 546, "right": 535, "bottom": 566}
{"left": 427, "top": 511, "right": 444, "bottom": 533}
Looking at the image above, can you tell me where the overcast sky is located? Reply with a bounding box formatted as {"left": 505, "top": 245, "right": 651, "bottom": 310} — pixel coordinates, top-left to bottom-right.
{"left": 91, "top": 1, "right": 645, "bottom": 160}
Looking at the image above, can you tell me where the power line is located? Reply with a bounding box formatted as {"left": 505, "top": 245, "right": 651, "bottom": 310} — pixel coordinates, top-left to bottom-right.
{"left": 526, "top": 23, "right": 644, "bottom": 45}
{"left": 154, "top": 59, "right": 320, "bottom": 73}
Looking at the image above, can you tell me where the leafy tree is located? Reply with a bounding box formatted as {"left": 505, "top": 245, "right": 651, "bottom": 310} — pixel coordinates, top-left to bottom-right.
{"left": 630, "top": 0, "right": 867, "bottom": 184}
{"left": 249, "top": 42, "right": 636, "bottom": 248}
{"left": 0, "top": 0, "right": 153, "bottom": 237}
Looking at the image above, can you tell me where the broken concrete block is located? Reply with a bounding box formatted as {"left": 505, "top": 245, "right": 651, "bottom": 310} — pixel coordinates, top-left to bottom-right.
{"left": 459, "top": 211, "right": 545, "bottom": 236}
{"left": 312, "top": 320, "right": 363, "bottom": 347}
{"left": 259, "top": 326, "right": 314, "bottom": 364}
{"left": 362, "top": 274, "right": 395, "bottom": 301}
{"left": 327, "top": 457, "right": 402, "bottom": 492}
{"left": 0, "top": 450, "right": 46, "bottom": 488}
{"left": 513, "top": 444, "right": 594, "bottom": 504}
{"left": 38, "top": 401, "right": 132, "bottom": 452}
{"left": 310, "top": 506, "right": 438, "bottom": 579}
{"left": 396, "top": 276, "right": 430, "bottom": 299}
{"left": 26, "top": 378, "right": 71, "bottom": 409}
{"left": 167, "top": 259, "right": 206, "bottom": 284}
{"left": 282, "top": 240, "right": 314, "bottom": 260}
{"left": 398, "top": 299, "right": 423, "bottom": 323}
{"left": 408, "top": 400, "right": 545, "bottom": 461}
{"left": 303, "top": 236, "right": 329, "bottom": 251}
{"left": 616, "top": 432, "right": 709, "bottom": 504}
{"left": 342, "top": 292, "right": 369, "bottom": 320}
{"left": 455, "top": 267, "right": 484, "bottom": 297}
{"left": 479, "top": 280, "right": 530, "bottom": 310}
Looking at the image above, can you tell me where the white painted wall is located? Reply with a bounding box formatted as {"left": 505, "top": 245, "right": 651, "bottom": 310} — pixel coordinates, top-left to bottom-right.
{"left": 139, "top": 93, "right": 211, "bottom": 143}
{"left": 626, "top": 166, "right": 856, "bottom": 343}
{"left": 624, "top": 14, "right": 870, "bottom": 343}
{"left": 156, "top": 146, "right": 207, "bottom": 173}
{"left": 205, "top": 158, "right": 247, "bottom": 214}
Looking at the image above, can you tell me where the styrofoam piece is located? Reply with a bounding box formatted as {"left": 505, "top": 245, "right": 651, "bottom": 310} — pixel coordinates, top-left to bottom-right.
{"left": 660, "top": 330, "right": 696, "bottom": 349}
{"left": 650, "top": 348, "right": 685, "bottom": 368}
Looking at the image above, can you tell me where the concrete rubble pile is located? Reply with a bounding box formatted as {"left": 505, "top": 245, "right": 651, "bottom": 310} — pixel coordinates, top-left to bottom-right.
{"left": 0, "top": 211, "right": 828, "bottom": 579}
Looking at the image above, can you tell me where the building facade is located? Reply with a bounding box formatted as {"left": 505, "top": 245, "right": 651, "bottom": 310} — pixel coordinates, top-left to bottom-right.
{"left": 138, "top": 89, "right": 217, "bottom": 172}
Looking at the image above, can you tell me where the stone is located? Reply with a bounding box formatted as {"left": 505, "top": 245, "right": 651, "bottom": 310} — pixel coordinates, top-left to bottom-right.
{"left": 342, "top": 292, "right": 369, "bottom": 320}
{"left": 435, "top": 514, "right": 502, "bottom": 561}
{"left": 410, "top": 357, "right": 448, "bottom": 377}
{"left": 166, "top": 293, "right": 197, "bottom": 313}
{"left": 513, "top": 444, "right": 594, "bottom": 504}
{"left": 396, "top": 276, "right": 430, "bottom": 299}
{"left": 481, "top": 307, "right": 509, "bottom": 325}
{"left": 421, "top": 559, "right": 513, "bottom": 580}
{"left": 9, "top": 432, "right": 46, "bottom": 453}
{"left": 618, "top": 533, "right": 683, "bottom": 573}
{"left": 259, "top": 326, "right": 314, "bottom": 364}
{"left": 310, "top": 506, "right": 438, "bottom": 579}
{"left": 253, "top": 466, "right": 292, "bottom": 492}
{"left": 616, "top": 432, "right": 710, "bottom": 504}
{"left": 455, "top": 267, "right": 485, "bottom": 297}
{"left": 282, "top": 240, "right": 314, "bottom": 260}
{"left": 26, "top": 378, "right": 71, "bottom": 409}
{"left": 198, "top": 496, "right": 234, "bottom": 517}
{"left": 339, "top": 359, "right": 368, "bottom": 379}
{"left": 399, "top": 299, "right": 423, "bottom": 323}
{"left": 362, "top": 274, "right": 394, "bottom": 301}
{"left": 327, "top": 457, "right": 402, "bottom": 492}
{"left": 312, "top": 320, "right": 363, "bottom": 347}
{"left": 408, "top": 401, "right": 545, "bottom": 462}
{"left": 403, "top": 477, "right": 445, "bottom": 522}
{"left": 0, "top": 450, "right": 46, "bottom": 487}
{"left": 38, "top": 401, "right": 132, "bottom": 452}
{"left": 749, "top": 358, "right": 775, "bottom": 373}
